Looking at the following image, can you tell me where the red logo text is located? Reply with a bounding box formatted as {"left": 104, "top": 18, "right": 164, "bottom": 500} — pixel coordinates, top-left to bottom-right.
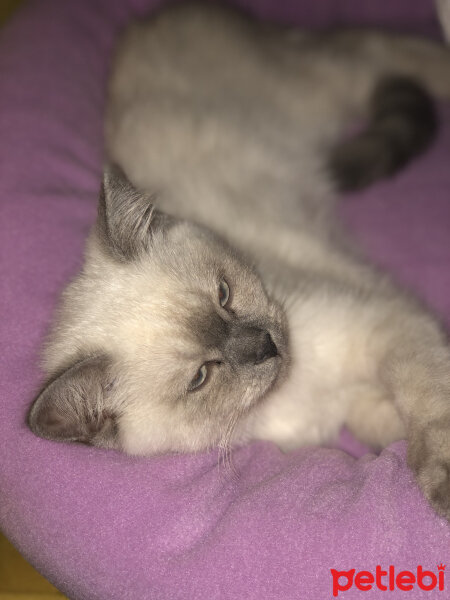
{"left": 330, "top": 564, "right": 445, "bottom": 596}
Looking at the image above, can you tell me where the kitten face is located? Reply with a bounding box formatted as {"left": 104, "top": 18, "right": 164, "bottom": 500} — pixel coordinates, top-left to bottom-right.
{"left": 28, "top": 166, "right": 289, "bottom": 455}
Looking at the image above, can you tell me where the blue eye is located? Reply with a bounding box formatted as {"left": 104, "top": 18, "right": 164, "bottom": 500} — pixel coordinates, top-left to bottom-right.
{"left": 189, "top": 364, "right": 208, "bottom": 391}
{"left": 219, "top": 279, "right": 230, "bottom": 308}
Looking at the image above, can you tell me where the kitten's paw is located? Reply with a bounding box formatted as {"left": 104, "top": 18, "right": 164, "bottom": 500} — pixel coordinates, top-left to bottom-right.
{"left": 408, "top": 423, "right": 450, "bottom": 521}
{"left": 416, "top": 463, "right": 450, "bottom": 520}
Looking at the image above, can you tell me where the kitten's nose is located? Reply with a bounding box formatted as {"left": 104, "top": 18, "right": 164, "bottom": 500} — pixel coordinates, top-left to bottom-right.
{"left": 225, "top": 325, "right": 278, "bottom": 365}
{"left": 254, "top": 331, "right": 278, "bottom": 364}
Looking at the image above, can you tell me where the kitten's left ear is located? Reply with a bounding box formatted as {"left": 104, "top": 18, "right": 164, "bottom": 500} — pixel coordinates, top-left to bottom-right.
{"left": 97, "top": 164, "right": 171, "bottom": 261}
{"left": 28, "top": 355, "right": 119, "bottom": 449}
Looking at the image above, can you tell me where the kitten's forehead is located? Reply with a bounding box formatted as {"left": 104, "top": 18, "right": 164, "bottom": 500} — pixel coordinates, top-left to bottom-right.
{"left": 155, "top": 221, "right": 257, "bottom": 280}
{"left": 131, "top": 220, "right": 266, "bottom": 305}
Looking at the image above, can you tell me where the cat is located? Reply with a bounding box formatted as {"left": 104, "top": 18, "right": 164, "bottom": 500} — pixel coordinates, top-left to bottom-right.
{"left": 28, "top": 1, "right": 450, "bottom": 520}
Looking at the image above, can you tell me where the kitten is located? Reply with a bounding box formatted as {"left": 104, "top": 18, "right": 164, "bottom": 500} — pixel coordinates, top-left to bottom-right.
{"left": 29, "top": 2, "right": 450, "bottom": 519}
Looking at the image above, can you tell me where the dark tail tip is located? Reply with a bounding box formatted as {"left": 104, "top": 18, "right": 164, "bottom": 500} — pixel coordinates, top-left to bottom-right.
{"left": 329, "top": 76, "right": 438, "bottom": 192}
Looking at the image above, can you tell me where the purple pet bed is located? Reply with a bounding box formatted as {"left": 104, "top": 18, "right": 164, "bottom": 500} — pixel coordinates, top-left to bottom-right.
{"left": 1, "top": 1, "right": 449, "bottom": 598}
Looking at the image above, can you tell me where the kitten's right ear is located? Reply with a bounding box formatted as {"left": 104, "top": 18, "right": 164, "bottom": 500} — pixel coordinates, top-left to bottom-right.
{"left": 28, "top": 355, "right": 119, "bottom": 449}
{"left": 97, "top": 164, "right": 171, "bottom": 261}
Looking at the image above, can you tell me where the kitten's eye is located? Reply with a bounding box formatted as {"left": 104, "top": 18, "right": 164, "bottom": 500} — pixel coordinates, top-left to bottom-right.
{"left": 189, "top": 364, "right": 208, "bottom": 391}
{"left": 218, "top": 279, "right": 230, "bottom": 308}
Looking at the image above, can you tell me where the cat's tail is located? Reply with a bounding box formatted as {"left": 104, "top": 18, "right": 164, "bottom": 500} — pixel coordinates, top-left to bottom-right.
{"left": 327, "top": 27, "right": 450, "bottom": 191}
{"left": 329, "top": 75, "right": 438, "bottom": 191}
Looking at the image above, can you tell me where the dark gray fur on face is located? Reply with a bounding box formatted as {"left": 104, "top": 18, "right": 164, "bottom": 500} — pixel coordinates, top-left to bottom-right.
{"left": 29, "top": 2, "right": 450, "bottom": 520}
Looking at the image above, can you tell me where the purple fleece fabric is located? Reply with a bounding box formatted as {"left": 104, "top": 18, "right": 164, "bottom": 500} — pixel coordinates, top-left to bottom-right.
{"left": 1, "top": 1, "right": 449, "bottom": 598}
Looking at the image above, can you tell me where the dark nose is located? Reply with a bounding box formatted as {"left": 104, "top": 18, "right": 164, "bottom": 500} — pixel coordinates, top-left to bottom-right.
{"left": 225, "top": 325, "right": 278, "bottom": 365}
{"left": 254, "top": 332, "right": 278, "bottom": 364}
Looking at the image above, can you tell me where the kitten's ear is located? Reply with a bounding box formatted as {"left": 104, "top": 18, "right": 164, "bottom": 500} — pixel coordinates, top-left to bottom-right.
{"left": 97, "top": 164, "right": 171, "bottom": 261}
{"left": 28, "top": 356, "right": 119, "bottom": 449}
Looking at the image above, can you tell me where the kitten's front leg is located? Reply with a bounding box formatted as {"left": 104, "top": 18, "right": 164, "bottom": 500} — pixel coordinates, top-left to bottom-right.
{"left": 378, "top": 312, "right": 450, "bottom": 519}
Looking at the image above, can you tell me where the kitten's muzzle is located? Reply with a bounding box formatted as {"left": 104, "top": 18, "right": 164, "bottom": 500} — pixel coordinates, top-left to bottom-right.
{"left": 225, "top": 325, "right": 278, "bottom": 366}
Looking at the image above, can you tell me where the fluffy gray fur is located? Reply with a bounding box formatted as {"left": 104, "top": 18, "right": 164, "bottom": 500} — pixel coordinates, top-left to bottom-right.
{"left": 29, "top": 2, "right": 450, "bottom": 519}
